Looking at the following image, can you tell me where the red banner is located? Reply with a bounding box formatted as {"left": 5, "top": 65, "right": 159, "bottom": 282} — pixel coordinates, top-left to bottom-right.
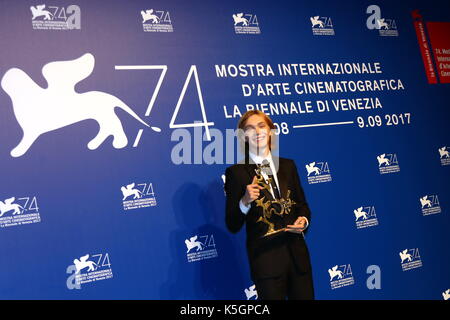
{"left": 412, "top": 11, "right": 438, "bottom": 84}
{"left": 426, "top": 22, "right": 450, "bottom": 83}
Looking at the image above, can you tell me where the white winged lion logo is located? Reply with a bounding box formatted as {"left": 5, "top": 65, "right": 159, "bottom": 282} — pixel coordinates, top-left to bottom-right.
{"left": 328, "top": 265, "right": 343, "bottom": 281}
{"left": 1, "top": 53, "right": 160, "bottom": 157}
{"left": 0, "top": 197, "right": 23, "bottom": 217}
{"left": 310, "top": 16, "right": 324, "bottom": 28}
{"left": 232, "top": 13, "right": 249, "bottom": 26}
{"left": 141, "top": 9, "right": 159, "bottom": 23}
{"left": 30, "top": 5, "right": 53, "bottom": 20}
{"left": 73, "top": 254, "right": 97, "bottom": 274}
{"left": 121, "top": 183, "right": 142, "bottom": 200}
{"left": 185, "top": 235, "right": 204, "bottom": 253}
{"left": 399, "top": 249, "right": 412, "bottom": 263}
{"left": 305, "top": 162, "right": 321, "bottom": 176}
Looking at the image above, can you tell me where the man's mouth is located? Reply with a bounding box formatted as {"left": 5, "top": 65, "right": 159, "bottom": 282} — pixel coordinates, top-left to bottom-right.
{"left": 253, "top": 134, "right": 266, "bottom": 142}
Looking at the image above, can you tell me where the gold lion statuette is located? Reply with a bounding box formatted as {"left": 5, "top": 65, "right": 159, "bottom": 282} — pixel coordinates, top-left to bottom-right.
{"left": 254, "top": 166, "right": 296, "bottom": 237}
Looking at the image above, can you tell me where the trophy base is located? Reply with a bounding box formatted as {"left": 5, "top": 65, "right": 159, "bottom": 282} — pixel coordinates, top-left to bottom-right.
{"left": 261, "top": 228, "right": 287, "bottom": 238}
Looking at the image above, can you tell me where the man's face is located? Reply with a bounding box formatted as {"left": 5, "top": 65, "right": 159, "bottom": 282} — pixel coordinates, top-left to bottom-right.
{"left": 243, "top": 114, "right": 271, "bottom": 153}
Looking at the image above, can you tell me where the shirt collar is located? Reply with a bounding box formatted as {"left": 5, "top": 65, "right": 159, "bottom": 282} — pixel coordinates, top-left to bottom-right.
{"left": 249, "top": 150, "right": 273, "bottom": 165}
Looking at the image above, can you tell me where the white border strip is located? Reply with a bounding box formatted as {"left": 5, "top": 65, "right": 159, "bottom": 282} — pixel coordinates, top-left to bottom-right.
{"left": 293, "top": 121, "right": 354, "bottom": 128}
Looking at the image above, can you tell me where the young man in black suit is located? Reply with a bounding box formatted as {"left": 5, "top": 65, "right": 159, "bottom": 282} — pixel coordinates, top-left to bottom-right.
{"left": 224, "top": 110, "right": 314, "bottom": 300}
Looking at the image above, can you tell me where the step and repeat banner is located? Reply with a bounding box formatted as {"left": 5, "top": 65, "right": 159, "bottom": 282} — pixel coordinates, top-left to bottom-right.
{"left": 0, "top": 0, "right": 449, "bottom": 300}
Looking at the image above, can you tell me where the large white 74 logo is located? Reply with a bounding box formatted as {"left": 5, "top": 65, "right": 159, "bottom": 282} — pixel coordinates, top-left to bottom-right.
{"left": 0, "top": 53, "right": 214, "bottom": 157}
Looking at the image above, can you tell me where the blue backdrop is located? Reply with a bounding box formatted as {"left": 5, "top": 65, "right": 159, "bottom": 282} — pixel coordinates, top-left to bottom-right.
{"left": 0, "top": 0, "right": 449, "bottom": 300}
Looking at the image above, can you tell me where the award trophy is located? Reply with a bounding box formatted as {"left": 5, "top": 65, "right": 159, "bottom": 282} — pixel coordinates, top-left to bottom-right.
{"left": 254, "top": 164, "right": 296, "bottom": 238}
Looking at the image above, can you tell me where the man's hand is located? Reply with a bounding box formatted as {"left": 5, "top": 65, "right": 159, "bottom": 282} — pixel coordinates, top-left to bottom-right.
{"left": 286, "top": 216, "right": 308, "bottom": 234}
{"left": 241, "top": 175, "right": 264, "bottom": 206}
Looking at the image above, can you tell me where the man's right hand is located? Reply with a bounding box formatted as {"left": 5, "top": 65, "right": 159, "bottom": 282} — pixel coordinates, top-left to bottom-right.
{"left": 241, "top": 175, "right": 264, "bottom": 206}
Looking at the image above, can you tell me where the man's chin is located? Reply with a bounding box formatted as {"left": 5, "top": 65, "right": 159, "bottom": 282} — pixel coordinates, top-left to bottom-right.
{"left": 249, "top": 142, "right": 268, "bottom": 153}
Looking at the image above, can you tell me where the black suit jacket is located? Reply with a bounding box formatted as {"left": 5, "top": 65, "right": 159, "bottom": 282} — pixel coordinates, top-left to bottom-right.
{"left": 225, "top": 157, "right": 313, "bottom": 281}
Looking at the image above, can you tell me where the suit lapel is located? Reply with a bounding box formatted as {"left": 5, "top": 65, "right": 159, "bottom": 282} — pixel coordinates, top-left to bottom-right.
{"left": 275, "top": 158, "right": 288, "bottom": 199}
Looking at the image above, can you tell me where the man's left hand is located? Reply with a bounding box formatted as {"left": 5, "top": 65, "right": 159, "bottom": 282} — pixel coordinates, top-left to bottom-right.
{"left": 286, "top": 216, "right": 308, "bottom": 234}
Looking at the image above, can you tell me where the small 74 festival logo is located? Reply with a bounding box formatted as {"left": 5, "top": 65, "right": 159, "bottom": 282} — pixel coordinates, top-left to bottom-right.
{"left": 30, "top": 4, "right": 81, "bottom": 30}
{"left": 141, "top": 9, "right": 173, "bottom": 32}
{"left": 328, "top": 264, "right": 355, "bottom": 289}
{"left": 310, "top": 16, "right": 335, "bottom": 36}
{"left": 232, "top": 13, "right": 260, "bottom": 34}
{"left": 66, "top": 253, "right": 113, "bottom": 289}
{"left": 377, "top": 153, "right": 400, "bottom": 174}
{"left": 399, "top": 248, "right": 422, "bottom": 271}
{"left": 419, "top": 195, "right": 441, "bottom": 216}
{"left": 305, "top": 161, "right": 332, "bottom": 184}
{"left": 0, "top": 196, "right": 41, "bottom": 228}
{"left": 185, "top": 234, "right": 218, "bottom": 263}
{"left": 121, "top": 182, "right": 157, "bottom": 211}
{"left": 354, "top": 206, "right": 379, "bottom": 229}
